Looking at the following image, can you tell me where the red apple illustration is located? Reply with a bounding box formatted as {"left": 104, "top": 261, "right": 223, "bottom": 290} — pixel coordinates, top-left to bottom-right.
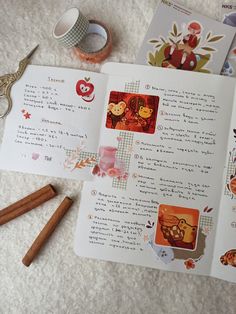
{"left": 162, "top": 46, "right": 197, "bottom": 71}
{"left": 76, "top": 77, "right": 95, "bottom": 102}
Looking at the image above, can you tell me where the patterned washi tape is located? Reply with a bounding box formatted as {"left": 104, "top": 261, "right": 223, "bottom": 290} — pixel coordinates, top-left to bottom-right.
{"left": 73, "top": 20, "right": 112, "bottom": 63}
{"left": 53, "top": 8, "right": 89, "bottom": 48}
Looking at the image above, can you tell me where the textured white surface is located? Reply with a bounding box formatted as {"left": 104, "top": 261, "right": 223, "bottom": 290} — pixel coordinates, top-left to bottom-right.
{"left": 0, "top": 1, "right": 235, "bottom": 313}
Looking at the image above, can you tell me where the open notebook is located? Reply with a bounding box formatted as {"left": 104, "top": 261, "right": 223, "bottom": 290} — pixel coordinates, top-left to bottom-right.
{"left": 0, "top": 63, "right": 235, "bottom": 282}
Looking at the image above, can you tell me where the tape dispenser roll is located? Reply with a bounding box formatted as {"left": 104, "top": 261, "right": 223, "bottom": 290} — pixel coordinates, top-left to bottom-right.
{"left": 73, "top": 20, "right": 112, "bottom": 63}
{"left": 53, "top": 8, "right": 89, "bottom": 48}
{"left": 53, "top": 8, "right": 112, "bottom": 63}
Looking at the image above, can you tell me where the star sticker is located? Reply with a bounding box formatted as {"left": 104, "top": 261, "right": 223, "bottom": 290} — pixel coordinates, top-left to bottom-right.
{"left": 24, "top": 112, "right": 31, "bottom": 119}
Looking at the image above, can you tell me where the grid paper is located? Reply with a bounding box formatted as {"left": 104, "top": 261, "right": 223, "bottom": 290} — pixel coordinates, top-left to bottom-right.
{"left": 112, "top": 131, "right": 134, "bottom": 190}
{"left": 65, "top": 148, "right": 75, "bottom": 157}
{"left": 78, "top": 151, "right": 98, "bottom": 167}
{"left": 199, "top": 215, "right": 213, "bottom": 230}
{"left": 224, "top": 153, "right": 236, "bottom": 198}
{"left": 65, "top": 149, "right": 98, "bottom": 168}
{"left": 57, "top": 12, "right": 89, "bottom": 48}
{"left": 110, "top": 80, "right": 140, "bottom": 190}
{"left": 124, "top": 80, "right": 140, "bottom": 93}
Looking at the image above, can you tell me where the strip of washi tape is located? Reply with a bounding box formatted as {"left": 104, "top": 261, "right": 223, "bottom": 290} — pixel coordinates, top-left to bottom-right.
{"left": 73, "top": 20, "right": 112, "bottom": 63}
{"left": 53, "top": 8, "right": 89, "bottom": 48}
{"left": 53, "top": 9, "right": 112, "bottom": 63}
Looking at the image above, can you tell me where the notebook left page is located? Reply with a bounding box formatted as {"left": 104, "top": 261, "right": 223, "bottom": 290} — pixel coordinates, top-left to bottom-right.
{"left": 0, "top": 65, "right": 107, "bottom": 181}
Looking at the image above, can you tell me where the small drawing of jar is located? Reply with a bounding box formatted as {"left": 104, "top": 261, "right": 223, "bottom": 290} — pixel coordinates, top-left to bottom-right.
{"left": 98, "top": 146, "right": 117, "bottom": 171}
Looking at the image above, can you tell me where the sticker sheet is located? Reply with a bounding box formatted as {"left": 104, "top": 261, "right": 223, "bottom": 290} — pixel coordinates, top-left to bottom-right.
{"left": 221, "top": 3, "right": 236, "bottom": 77}
{"left": 136, "top": 0, "right": 236, "bottom": 74}
{"left": 0, "top": 65, "right": 107, "bottom": 181}
{"left": 74, "top": 63, "right": 236, "bottom": 281}
{"left": 211, "top": 91, "right": 236, "bottom": 282}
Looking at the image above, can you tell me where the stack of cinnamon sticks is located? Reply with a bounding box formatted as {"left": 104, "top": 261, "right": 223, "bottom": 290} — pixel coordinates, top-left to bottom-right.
{"left": 0, "top": 184, "right": 73, "bottom": 267}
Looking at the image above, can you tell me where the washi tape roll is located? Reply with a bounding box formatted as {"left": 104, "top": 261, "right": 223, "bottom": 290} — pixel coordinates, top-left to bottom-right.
{"left": 72, "top": 20, "right": 112, "bottom": 63}
{"left": 53, "top": 8, "right": 89, "bottom": 48}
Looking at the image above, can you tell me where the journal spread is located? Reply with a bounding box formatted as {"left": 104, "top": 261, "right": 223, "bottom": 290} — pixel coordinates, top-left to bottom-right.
{"left": 0, "top": 62, "right": 236, "bottom": 282}
{"left": 136, "top": 0, "right": 236, "bottom": 74}
{"left": 74, "top": 62, "right": 236, "bottom": 283}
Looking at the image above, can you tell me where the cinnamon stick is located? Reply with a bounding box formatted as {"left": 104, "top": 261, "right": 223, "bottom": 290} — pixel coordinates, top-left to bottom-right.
{"left": 0, "top": 184, "right": 57, "bottom": 225}
{"left": 22, "top": 196, "right": 73, "bottom": 267}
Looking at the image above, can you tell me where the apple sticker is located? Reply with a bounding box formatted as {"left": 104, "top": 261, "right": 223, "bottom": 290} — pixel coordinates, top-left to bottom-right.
{"left": 76, "top": 77, "right": 95, "bottom": 102}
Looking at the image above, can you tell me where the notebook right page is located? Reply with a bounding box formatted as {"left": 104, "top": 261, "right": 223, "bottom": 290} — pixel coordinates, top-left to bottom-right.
{"left": 75, "top": 63, "right": 235, "bottom": 279}
{"left": 211, "top": 89, "right": 236, "bottom": 282}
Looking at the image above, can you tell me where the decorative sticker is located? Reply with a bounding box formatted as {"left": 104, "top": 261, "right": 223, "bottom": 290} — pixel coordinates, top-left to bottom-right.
{"left": 106, "top": 91, "right": 159, "bottom": 134}
{"left": 155, "top": 204, "right": 200, "bottom": 251}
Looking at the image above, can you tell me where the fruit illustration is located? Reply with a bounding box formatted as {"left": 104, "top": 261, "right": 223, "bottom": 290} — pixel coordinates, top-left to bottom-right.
{"left": 162, "top": 45, "right": 197, "bottom": 71}
{"left": 76, "top": 77, "right": 95, "bottom": 102}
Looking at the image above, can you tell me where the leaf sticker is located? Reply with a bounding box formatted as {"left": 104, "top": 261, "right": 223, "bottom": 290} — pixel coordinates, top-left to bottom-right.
{"left": 207, "top": 208, "right": 213, "bottom": 213}
{"left": 160, "top": 37, "right": 166, "bottom": 43}
{"left": 149, "top": 39, "right": 159, "bottom": 43}
{"left": 169, "top": 38, "right": 176, "bottom": 44}
{"left": 196, "top": 38, "right": 201, "bottom": 48}
{"left": 155, "top": 50, "right": 160, "bottom": 63}
{"left": 194, "top": 53, "right": 210, "bottom": 69}
{"left": 155, "top": 44, "right": 162, "bottom": 48}
{"left": 207, "top": 35, "right": 224, "bottom": 43}
{"left": 206, "top": 32, "right": 211, "bottom": 40}
{"left": 170, "top": 32, "right": 175, "bottom": 37}
{"left": 201, "top": 47, "right": 216, "bottom": 52}
{"left": 148, "top": 52, "right": 155, "bottom": 64}
{"left": 73, "top": 157, "right": 96, "bottom": 171}
{"left": 173, "top": 23, "right": 177, "bottom": 36}
{"left": 198, "top": 69, "right": 211, "bottom": 73}
{"left": 203, "top": 206, "right": 208, "bottom": 212}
